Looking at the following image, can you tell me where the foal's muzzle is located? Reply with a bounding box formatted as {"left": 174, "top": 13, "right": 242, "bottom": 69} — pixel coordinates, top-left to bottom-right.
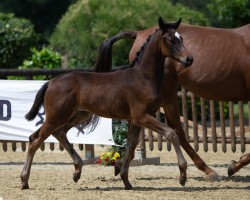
{"left": 184, "top": 56, "right": 193, "bottom": 67}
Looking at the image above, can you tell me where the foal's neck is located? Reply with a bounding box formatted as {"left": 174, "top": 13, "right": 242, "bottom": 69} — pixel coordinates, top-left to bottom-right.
{"left": 135, "top": 31, "right": 165, "bottom": 87}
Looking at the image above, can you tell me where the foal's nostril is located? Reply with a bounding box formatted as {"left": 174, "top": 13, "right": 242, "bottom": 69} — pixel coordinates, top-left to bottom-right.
{"left": 186, "top": 56, "right": 193, "bottom": 66}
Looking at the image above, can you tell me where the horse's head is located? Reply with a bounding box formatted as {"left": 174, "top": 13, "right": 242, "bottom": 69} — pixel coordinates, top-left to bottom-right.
{"left": 158, "top": 17, "right": 193, "bottom": 67}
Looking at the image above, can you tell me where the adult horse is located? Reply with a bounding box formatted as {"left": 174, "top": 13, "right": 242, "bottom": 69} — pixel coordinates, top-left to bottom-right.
{"left": 94, "top": 22, "right": 250, "bottom": 178}
{"left": 20, "top": 17, "right": 193, "bottom": 190}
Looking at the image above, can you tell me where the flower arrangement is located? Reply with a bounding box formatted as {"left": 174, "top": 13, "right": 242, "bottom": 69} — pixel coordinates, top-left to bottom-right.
{"left": 96, "top": 120, "right": 127, "bottom": 166}
{"left": 96, "top": 151, "right": 121, "bottom": 166}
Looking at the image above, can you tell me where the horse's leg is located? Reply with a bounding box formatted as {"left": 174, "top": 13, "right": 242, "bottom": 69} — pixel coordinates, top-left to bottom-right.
{"left": 161, "top": 76, "right": 220, "bottom": 181}
{"left": 52, "top": 111, "right": 93, "bottom": 183}
{"left": 114, "top": 121, "right": 135, "bottom": 176}
{"left": 134, "top": 114, "right": 187, "bottom": 186}
{"left": 114, "top": 152, "right": 135, "bottom": 176}
{"left": 20, "top": 122, "right": 59, "bottom": 189}
{"left": 52, "top": 129, "right": 83, "bottom": 183}
{"left": 120, "top": 123, "right": 141, "bottom": 190}
{"left": 228, "top": 153, "right": 250, "bottom": 176}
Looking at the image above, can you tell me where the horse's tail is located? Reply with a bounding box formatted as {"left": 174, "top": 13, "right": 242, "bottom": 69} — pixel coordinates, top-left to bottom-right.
{"left": 25, "top": 82, "right": 49, "bottom": 121}
{"left": 94, "top": 31, "right": 137, "bottom": 72}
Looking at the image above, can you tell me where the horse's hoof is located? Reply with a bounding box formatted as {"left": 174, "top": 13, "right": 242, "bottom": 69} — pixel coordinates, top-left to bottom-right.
{"left": 114, "top": 164, "right": 121, "bottom": 176}
{"left": 73, "top": 174, "right": 80, "bottom": 183}
{"left": 204, "top": 172, "right": 221, "bottom": 182}
{"left": 21, "top": 183, "right": 29, "bottom": 190}
{"left": 179, "top": 178, "right": 186, "bottom": 186}
{"left": 125, "top": 184, "right": 133, "bottom": 190}
{"left": 227, "top": 160, "right": 237, "bottom": 177}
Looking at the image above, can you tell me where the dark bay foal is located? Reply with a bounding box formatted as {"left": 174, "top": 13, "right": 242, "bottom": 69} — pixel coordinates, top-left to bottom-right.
{"left": 20, "top": 17, "right": 193, "bottom": 190}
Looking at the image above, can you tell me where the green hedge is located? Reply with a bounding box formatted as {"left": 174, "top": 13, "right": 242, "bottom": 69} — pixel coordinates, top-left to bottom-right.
{"left": 208, "top": 0, "right": 250, "bottom": 27}
{"left": 50, "top": 0, "right": 209, "bottom": 68}
{"left": 0, "top": 13, "right": 39, "bottom": 68}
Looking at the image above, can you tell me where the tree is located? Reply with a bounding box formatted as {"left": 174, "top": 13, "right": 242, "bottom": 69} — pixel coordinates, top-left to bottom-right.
{"left": 50, "top": 0, "right": 209, "bottom": 68}
{"left": 0, "top": 0, "right": 75, "bottom": 40}
{"left": 208, "top": 0, "right": 250, "bottom": 27}
{"left": 171, "top": 0, "right": 211, "bottom": 16}
{"left": 0, "top": 13, "right": 39, "bottom": 68}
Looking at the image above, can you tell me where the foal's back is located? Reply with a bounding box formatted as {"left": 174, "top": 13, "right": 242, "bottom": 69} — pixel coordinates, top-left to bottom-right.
{"left": 46, "top": 69, "right": 158, "bottom": 119}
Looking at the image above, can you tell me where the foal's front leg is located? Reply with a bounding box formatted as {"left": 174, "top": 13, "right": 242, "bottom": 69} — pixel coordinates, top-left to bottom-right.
{"left": 120, "top": 123, "right": 141, "bottom": 190}
{"left": 135, "top": 114, "right": 187, "bottom": 186}
{"left": 161, "top": 80, "right": 220, "bottom": 181}
{"left": 114, "top": 121, "right": 135, "bottom": 176}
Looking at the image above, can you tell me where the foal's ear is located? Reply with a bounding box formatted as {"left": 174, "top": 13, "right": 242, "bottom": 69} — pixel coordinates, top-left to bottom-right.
{"left": 174, "top": 18, "right": 182, "bottom": 30}
{"left": 159, "top": 16, "right": 168, "bottom": 33}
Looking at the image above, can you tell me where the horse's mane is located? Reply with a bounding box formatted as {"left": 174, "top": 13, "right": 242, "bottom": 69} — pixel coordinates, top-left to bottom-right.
{"left": 130, "top": 28, "right": 159, "bottom": 68}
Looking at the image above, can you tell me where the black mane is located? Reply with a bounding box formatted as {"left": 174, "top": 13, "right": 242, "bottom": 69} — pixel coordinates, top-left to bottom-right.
{"left": 130, "top": 29, "right": 159, "bottom": 68}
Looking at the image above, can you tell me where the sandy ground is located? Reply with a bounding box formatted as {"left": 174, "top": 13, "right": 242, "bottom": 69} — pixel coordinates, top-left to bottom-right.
{"left": 0, "top": 142, "right": 249, "bottom": 200}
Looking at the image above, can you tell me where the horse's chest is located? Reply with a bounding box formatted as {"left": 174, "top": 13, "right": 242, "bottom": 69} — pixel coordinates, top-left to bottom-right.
{"left": 133, "top": 89, "right": 161, "bottom": 113}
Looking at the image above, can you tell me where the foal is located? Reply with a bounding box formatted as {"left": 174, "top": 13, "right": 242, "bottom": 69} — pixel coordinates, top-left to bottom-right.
{"left": 20, "top": 17, "right": 193, "bottom": 190}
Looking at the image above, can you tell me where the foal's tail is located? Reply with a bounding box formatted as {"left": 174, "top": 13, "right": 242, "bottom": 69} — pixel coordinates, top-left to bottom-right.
{"left": 94, "top": 31, "right": 137, "bottom": 72}
{"left": 25, "top": 82, "right": 49, "bottom": 121}
{"left": 77, "top": 114, "right": 100, "bottom": 135}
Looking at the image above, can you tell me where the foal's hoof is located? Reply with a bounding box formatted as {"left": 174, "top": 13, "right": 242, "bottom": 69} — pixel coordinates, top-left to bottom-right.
{"left": 73, "top": 174, "right": 80, "bottom": 183}
{"left": 125, "top": 184, "right": 133, "bottom": 190}
{"left": 179, "top": 178, "right": 186, "bottom": 186}
{"left": 21, "top": 183, "right": 29, "bottom": 190}
{"left": 227, "top": 160, "right": 237, "bottom": 177}
{"left": 204, "top": 171, "right": 221, "bottom": 182}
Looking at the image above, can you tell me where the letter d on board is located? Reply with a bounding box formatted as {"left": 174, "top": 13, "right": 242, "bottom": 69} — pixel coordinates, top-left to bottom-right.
{"left": 0, "top": 100, "right": 11, "bottom": 121}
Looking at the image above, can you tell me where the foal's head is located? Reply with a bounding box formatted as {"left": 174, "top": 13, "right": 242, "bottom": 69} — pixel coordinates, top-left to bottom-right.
{"left": 158, "top": 17, "right": 193, "bottom": 67}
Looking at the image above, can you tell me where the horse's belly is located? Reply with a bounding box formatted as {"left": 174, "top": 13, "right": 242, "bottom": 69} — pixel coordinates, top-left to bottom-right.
{"left": 80, "top": 99, "right": 131, "bottom": 120}
{"left": 177, "top": 72, "right": 249, "bottom": 101}
{"left": 180, "top": 81, "right": 248, "bottom": 101}
{"left": 190, "top": 88, "right": 247, "bottom": 101}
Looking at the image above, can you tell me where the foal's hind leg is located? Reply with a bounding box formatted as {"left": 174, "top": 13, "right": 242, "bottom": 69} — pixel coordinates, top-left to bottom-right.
{"left": 20, "top": 123, "right": 59, "bottom": 189}
{"left": 53, "top": 128, "right": 84, "bottom": 183}
{"left": 52, "top": 112, "right": 93, "bottom": 183}
{"left": 120, "top": 123, "right": 141, "bottom": 190}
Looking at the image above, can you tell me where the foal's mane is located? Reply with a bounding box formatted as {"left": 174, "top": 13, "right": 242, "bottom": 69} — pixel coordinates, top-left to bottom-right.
{"left": 130, "top": 28, "right": 159, "bottom": 68}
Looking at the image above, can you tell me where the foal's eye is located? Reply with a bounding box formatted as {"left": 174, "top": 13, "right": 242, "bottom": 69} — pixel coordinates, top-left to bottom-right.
{"left": 167, "top": 37, "right": 174, "bottom": 42}
{"left": 163, "top": 34, "right": 175, "bottom": 43}
{"left": 163, "top": 34, "right": 170, "bottom": 40}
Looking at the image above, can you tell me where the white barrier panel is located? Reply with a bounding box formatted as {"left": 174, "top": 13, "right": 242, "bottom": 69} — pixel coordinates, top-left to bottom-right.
{"left": 0, "top": 80, "right": 115, "bottom": 145}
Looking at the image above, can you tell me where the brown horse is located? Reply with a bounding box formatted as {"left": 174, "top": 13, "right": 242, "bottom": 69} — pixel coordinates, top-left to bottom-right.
{"left": 20, "top": 17, "right": 193, "bottom": 190}
{"left": 95, "top": 22, "right": 250, "bottom": 178}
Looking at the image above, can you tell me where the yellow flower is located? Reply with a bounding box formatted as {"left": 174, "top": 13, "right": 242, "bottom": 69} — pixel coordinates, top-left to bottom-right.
{"left": 100, "top": 153, "right": 105, "bottom": 160}
{"left": 106, "top": 152, "right": 112, "bottom": 157}
{"left": 113, "top": 152, "right": 120, "bottom": 159}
